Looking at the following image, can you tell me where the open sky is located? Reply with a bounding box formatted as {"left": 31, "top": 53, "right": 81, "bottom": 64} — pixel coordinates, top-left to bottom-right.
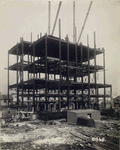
{"left": 0, "top": 0, "right": 120, "bottom": 97}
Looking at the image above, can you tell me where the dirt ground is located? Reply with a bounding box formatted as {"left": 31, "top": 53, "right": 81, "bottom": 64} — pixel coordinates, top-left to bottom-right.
{"left": 0, "top": 118, "right": 119, "bottom": 150}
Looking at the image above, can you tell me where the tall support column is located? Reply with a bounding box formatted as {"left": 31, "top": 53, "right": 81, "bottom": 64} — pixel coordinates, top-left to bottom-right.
{"left": 59, "top": 19, "right": 61, "bottom": 39}
{"left": 74, "top": 43, "right": 77, "bottom": 106}
{"left": 40, "top": 33, "right": 42, "bottom": 38}
{"left": 87, "top": 35, "right": 90, "bottom": 108}
{"left": 75, "top": 26, "right": 77, "bottom": 43}
{"left": 45, "top": 34, "right": 48, "bottom": 111}
{"left": 33, "top": 42, "right": 35, "bottom": 111}
{"left": 37, "top": 34, "right": 39, "bottom": 82}
{"left": 110, "top": 85, "right": 112, "bottom": 108}
{"left": 103, "top": 48, "right": 106, "bottom": 108}
{"left": 8, "top": 52, "right": 9, "bottom": 107}
{"left": 80, "top": 43, "right": 83, "bottom": 108}
{"left": 31, "top": 33, "right": 33, "bottom": 65}
{"left": 37, "top": 34, "right": 39, "bottom": 40}
{"left": 17, "top": 43, "right": 19, "bottom": 110}
{"left": 28, "top": 46, "right": 30, "bottom": 111}
{"left": 94, "top": 32, "right": 98, "bottom": 104}
{"left": 58, "top": 19, "right": 61, "bottom": 111}
{"left": 48, "top": 1, "right": 51, "bottom": 35}
{"left": 73, "top": 1, "right": 75, "bottom": 43}
{"left": 67, "top": 35, "right": 70, "bottom": 109}
{"left": 21, "top": 38, "right": 24, "bottom": 109}
{"left": 31, "top": 33, "right": 32, "bottom": 42}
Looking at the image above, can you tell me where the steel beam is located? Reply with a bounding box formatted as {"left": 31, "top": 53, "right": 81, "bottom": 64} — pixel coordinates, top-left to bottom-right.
{"left": 51, "top": 1, "right": 62, "bottom": 35}
{"left": 78, "top": 1, "right": 93, "bottom": 43}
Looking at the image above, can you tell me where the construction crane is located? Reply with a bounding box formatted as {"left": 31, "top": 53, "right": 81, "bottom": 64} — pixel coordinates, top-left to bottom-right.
{"left": 77, "top": 1, "right": 93, "bottom": 44}
{"left": 51, "top": 1, "right": 62, "bottom": 36}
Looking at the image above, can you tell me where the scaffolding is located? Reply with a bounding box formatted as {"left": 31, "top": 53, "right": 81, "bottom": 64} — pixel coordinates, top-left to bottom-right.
{"left": 7, "top": 32, "right": 112, "bottom": 112}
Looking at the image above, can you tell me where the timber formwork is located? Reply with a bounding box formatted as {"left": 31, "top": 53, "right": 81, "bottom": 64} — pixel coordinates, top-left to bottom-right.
{"left": 8, "top": 34, "right": 112, "bottom": 111}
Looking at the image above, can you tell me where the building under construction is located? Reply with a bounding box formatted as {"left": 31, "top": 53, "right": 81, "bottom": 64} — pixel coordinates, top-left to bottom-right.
{"left": 7, "top": 1, "right": 112, "bottom": 112}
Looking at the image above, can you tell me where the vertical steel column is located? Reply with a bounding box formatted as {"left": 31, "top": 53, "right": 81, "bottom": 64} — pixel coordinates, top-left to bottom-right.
{"left": 33, "top": 42, "right": 35, "bottom": 111}
{"left": 31, "top": 33, "right": 33, "bottom": 65}
{"left": 74, "top": 43, "right": 77, "bottom": 107}
{"left": 59, "top": 19, "right": 61, "bottom": 39}
{"left": 45, "top": 34, "right": 48, "bottom": 111}
{"left": 80, "top": 43, "right": 83, "bottom": 108}
{"left": 73, "top": 1, "right": 75, "bottom": 43}
{"left": 40, "top": 33, "right": 42, "bottom": 38}
{"left": 58, "top": 19, "right": 61, "bottom": 111}
{"left": 37, "top": 34, "right": 40, "bottom": 79}
{"left": 103, "top": 48, "right": 106, "bottom": 108}
{"left": 37, "top": 34, "right": 39, "bottom": 78}
{"left": 37, "top": 34, "right": 39, "bottom": 40}
{"left": 48, "top": 1, "right": 51, "bottom": 35}
{"left": 31, "top": 33, "right": 32, "bottom": 42}
{"left": 30, "top": 34, "right": 32, "bottom": 110}
{"left": 17, "top": 43, "right": 19, "bottom": 110}
{"left": 33, "top": 43, "right": 35, "bottom": 77}
{"left": 94, "top": 32, "right": 97, "bottom": 103}
{"left": 75, "top": 26, "right": 77, "bottom": 44}
{"left": 21, "top": 38, "right": 24, "bottom": 109}
{"left": 110, "top": 85, "right": 112, "bottom": 107}
{"left": 67, "top": 35, "right": 70, "bottom": 109}
{"left": 28, "top": 45, "right": 30, "bottom": 111}
{"left": 8, "top": 52, "right": 9, "bottom": 107}
{"left": 87, "top": 35, "right": 90, "bottom": 108}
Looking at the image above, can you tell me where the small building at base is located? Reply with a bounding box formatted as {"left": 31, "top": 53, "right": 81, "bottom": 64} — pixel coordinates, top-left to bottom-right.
{"left": 67, "top": 109, "right": 100, "bottom": 124}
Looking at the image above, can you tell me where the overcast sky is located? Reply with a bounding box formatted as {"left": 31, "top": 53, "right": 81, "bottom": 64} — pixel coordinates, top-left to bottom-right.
{"left": 0, "top": 0, "right": 120, "bottom": 97}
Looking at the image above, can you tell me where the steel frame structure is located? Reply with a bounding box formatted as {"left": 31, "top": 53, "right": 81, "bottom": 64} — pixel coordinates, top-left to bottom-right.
{"left": 8, "top": 34, "right": 112, "bottom": 112}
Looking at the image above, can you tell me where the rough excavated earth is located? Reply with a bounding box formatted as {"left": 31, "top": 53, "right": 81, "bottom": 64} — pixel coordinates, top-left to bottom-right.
{"left": 0, "top": 119, "right": 119, "bottom": 150}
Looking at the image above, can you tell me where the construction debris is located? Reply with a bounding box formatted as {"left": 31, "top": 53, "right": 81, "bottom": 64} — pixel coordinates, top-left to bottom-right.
{"left": 0, "top": 118, "right": 119, "bottom": 150}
